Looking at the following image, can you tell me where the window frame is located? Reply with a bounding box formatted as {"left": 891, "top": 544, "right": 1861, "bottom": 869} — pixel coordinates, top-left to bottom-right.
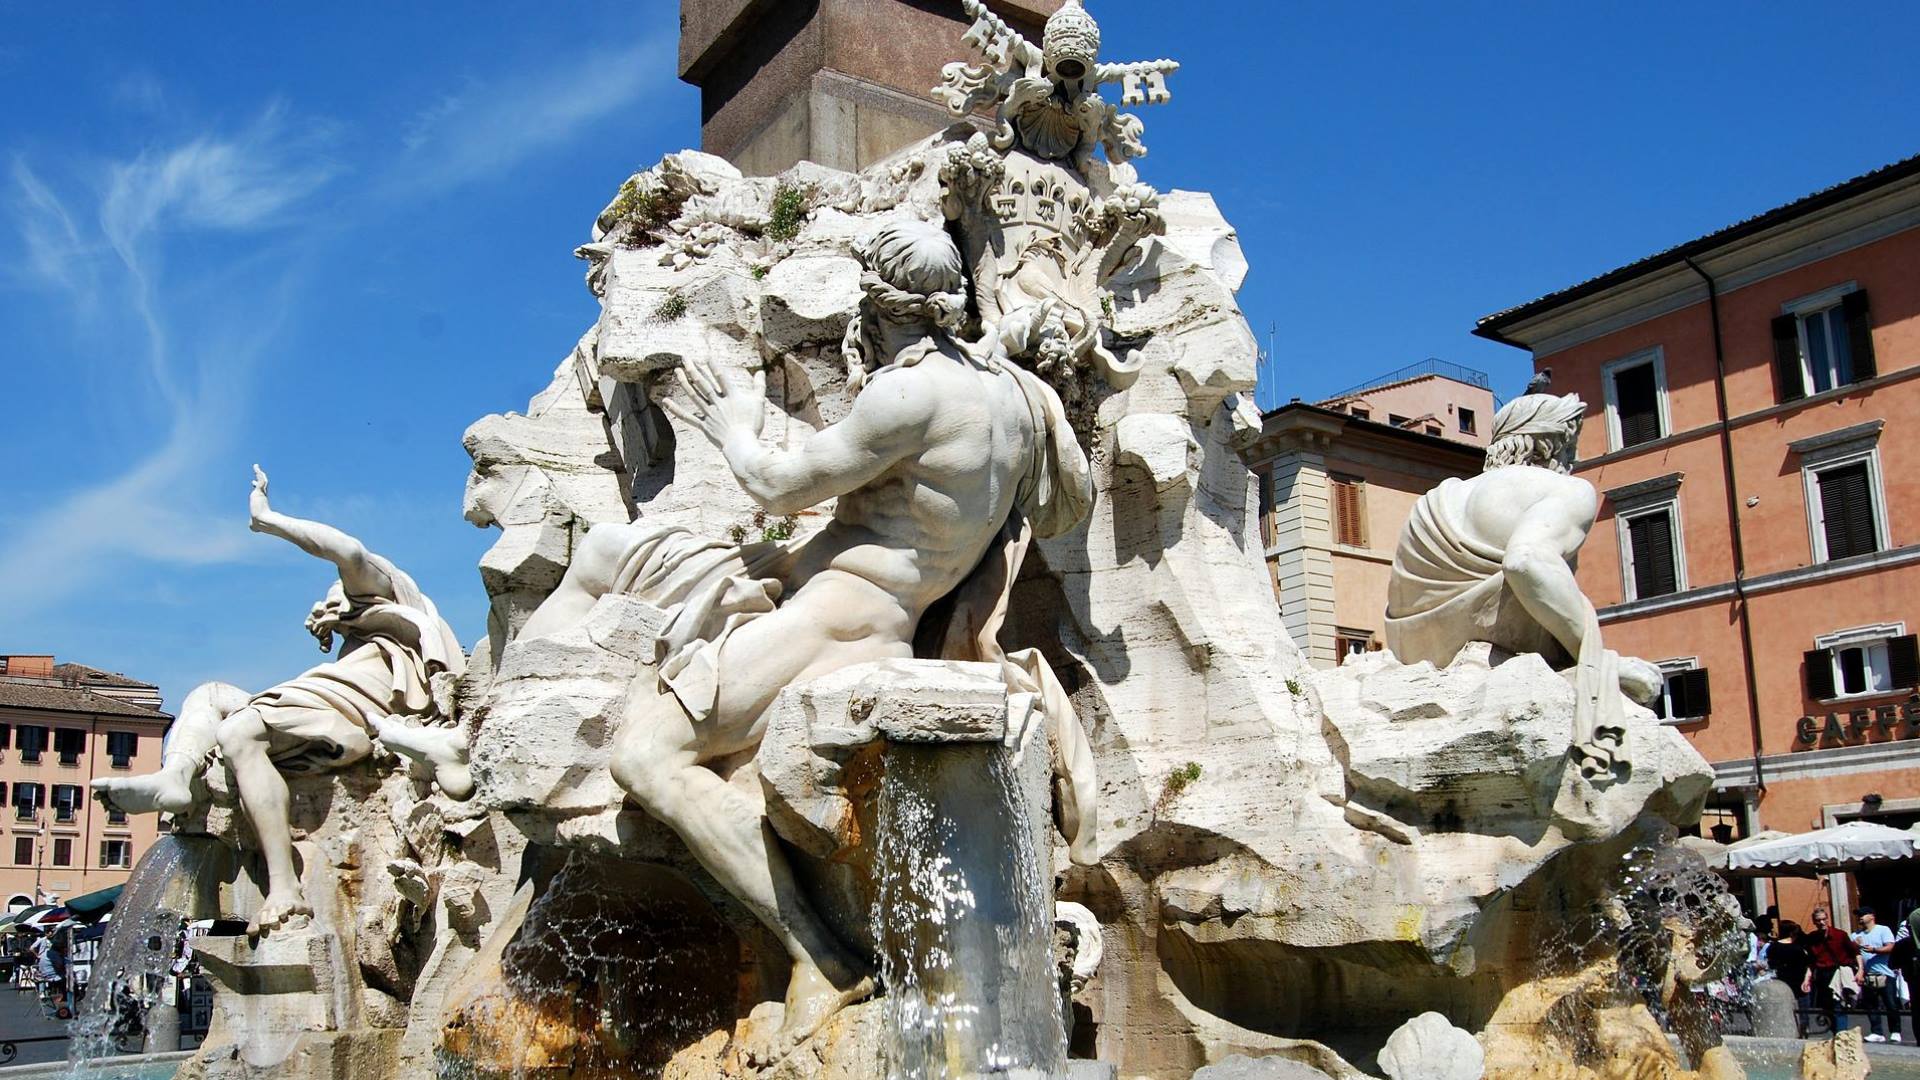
{"left": 1458, "top": 406, "right": 1477, "bottom": 435}
{"left": 1651, "top": 657, "right": 1709, "bottom": 724}
{"left": 1801, "top": 446, "right": 1889, "bottom": 564}
{"left": 1335, "top": 628, "right": 1374, "bottom": 661}
{"left": 1784, "top": 282, "right": 1860, "bottom": 396}
{"left": 1329, "top": 471, "right": 1369, "bottom": 550}
{"left": 99, "top": 839, "right": 132, "bottom": 870}
{"left": 12, "top": 838, "right": 32, "bottom": 868}
{"left": 1600, "top": 347, "right": 1671, "bottom": 452}
{"left": 1812, "top": 622, "right": 1907, "bottom": 702}
{"left": 1615, "top": 498, "right": 1687, "bottom": 601}
{"left": 51, "top": 838, "right": 71, "bottom": 868}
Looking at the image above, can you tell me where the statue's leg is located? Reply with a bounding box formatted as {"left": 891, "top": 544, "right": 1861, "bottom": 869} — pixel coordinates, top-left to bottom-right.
{"left": 92, "top": 681, "right": 250, "bottom": 815}
{"left": 517, "top": 522, "right": 646, "bottom": 640}
{"left": 216, "top": 705, "right": 320, "bottom": 933}
{"left": 611, "top": 679, "right": 875, "bottom": 1064}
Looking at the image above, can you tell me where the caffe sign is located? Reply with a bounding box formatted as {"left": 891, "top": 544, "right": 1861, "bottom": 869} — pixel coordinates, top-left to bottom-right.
{"left": 1797, "top": 695, "right": 1920, "bottom": 745}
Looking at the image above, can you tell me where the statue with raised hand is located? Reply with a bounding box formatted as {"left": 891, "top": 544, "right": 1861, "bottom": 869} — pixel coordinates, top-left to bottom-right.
{"left": 93, "top": 466, "right": 468, "bottom": 933}
{"left": 517, "top": 218, "right": 1100, "bottom": 1064}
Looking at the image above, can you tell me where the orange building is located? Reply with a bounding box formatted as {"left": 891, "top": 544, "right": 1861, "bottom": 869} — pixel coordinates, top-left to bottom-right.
{"left": 1476, "top": 154, "right": 1920, "bottom": 922}
{"left": 0, "top": 655, "right": 172, "bottom": 909}
{"left": 1247, "top": 362, "right": 1493, "bottom": 666}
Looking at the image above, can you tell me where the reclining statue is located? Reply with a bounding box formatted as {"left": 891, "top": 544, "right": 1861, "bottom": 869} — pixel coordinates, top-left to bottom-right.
{"left": 516, "top": 217, "right": 1099, "bottom": 1063}
{"left": 94, "top": 467, "right": 468, "bottom": 933}
{"left": 1385, "top": 393, "right": 1663, "bottom": 778}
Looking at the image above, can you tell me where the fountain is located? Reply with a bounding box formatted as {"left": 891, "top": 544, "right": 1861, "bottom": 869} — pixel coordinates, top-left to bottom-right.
{"left": 61, "top": 5, "right": 1881, "bottom": 1080}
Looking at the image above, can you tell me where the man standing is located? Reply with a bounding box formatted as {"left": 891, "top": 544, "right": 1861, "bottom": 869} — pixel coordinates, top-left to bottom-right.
{"left": 1805, "top": 908, "right": 1860, "bottom": 1034}
{"left": 1854, "top": 907, "right": 1900, "bottom": 1041}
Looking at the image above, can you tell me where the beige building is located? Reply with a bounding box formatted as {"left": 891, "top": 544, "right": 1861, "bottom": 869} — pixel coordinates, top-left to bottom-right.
{"left": 1246, "top": 363, "right": 1495, "bottom": 667}
{"left": 0, "top": 655, "right": 172, "bottom": 908}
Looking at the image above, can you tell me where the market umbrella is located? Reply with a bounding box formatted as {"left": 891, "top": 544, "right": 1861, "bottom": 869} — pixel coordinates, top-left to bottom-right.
{"left": 1723, "top": 820, "right": 1917, "bottom": 878}
{"left": 18, "top": 906, "right": 70, "bottom": 931}
{"left": 64, "top": 884, "right": 122, "bottom": 925}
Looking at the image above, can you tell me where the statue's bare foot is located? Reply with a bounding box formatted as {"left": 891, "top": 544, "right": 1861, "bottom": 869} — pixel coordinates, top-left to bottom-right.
{"left": 249, "top": 888, "right": 313, "bottom": 935}
{"left": 91, "top": 765, "right": 196, "bottom": 816}
{"left": 369, "top": 714, "right": 474, "bottom": 800}
{"left": 743, "top": 961, "right": 876, "bottom": 1067}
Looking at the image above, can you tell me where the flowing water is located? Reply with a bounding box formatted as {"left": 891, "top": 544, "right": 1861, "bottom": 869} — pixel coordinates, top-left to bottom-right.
{"left": 66, "top": 836, "right": 223, "bottom": 1074}
{"left": 1535, "top": 827, "right": 1754, "bottom": 1064}
{"left": 871, "top": 744, "right": 1064, "bottom": 1080}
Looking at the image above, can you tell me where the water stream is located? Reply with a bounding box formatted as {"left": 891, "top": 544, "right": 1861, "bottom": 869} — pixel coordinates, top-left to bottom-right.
{"left": 65, "top": 835, "right": 222, "bottom": 1076}
{"left": 871, "top": 743, "right": 1064, "bottom": 1080}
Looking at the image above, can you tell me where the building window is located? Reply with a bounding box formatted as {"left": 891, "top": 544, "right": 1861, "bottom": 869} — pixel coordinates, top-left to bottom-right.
{"left": 12, "top": 783, "right": 43, "bottom": 821}
{"left": 1256, "top": 469, "right": 1275, "bottom": 547}
{"left": 16, "top": 725, "right": 47, "bottom": 764}
{"left": 1330, "top": 473, "right": 1368, "bottom": 548}
{"left": 12, "top": 839, "right": 32, "bottom": 867}
{"left": 52, "top": 839, "right": 71, "bottom": 868}
{"left": 1804, "top": 625, "right": 1919, "bottom": 702}
{"left": 100, "top": 840, "right": 133, "bottom": 870}
{"left": 1350, "top": 406, "right": 1370, "bottom": 421}
{"left": 1651, "top": 660, "right": 1711, "bottom": 723}
{"left": 1337, "top": 630, "right": 1374, "bottom": 660}
{"left": 52, "top": 785, "right": 82, "bottom": 824}
{"left": 53, "top": 728, "right": 84, "bottom": 766}
{"left": 1772, "top": 286, "right": 1876, "bottom": 402}
{"left": 1802, "top": 454, "right": 1886, "bottom": 563}
{"left": 1388, "top": 413, "right": 1410, "bottom": 428}
{"left": 1619, "top": 503, "right": 1683, "bottom": 600}
{"left": 1458, "top": 407, "right": 1477, "bottom": 435}
{"left": 0, "top": 724, "right": 10, "bottom": 754}
{"left": 107, "top": 806, "right": 127, "bottom": 826}
{"left": 106, "top": 731, "right": 137, "bottom": 769}
{"left": 1602, "top": 349, "right": 1668, "bottom": 450}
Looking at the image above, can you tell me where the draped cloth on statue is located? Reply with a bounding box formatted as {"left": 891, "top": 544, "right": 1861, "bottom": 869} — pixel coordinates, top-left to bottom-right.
{"left": 605, "top": 357, "right": 1098, "bottom": 856}
{"left": 1385, "top": 478, "right": 1626, "bottom": 776}
{"left": 247, "top": 555, "right": 468, "bottom": 775}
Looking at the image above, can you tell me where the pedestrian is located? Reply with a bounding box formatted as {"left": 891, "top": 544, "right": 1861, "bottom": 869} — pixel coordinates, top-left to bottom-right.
{"left": 1901, "top": 902, "right": 1920, "bottom": 1045}
{"left": 1854, "top": 906, "right": 1900, "bottom": 1042}
{"left": 1804, "top": 908, "right": 1859, "bottom": 1034}
{"left": 1769, "top": 920, "right": 1814, "bottom": 1034}
{"left": 29, "top": 929, "right": 70, "bottom": 1020}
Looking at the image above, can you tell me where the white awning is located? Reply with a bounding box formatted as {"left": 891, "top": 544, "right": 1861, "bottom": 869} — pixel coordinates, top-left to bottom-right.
{"left": 1723, "top": 820, "right": 1916, "bottom": 878}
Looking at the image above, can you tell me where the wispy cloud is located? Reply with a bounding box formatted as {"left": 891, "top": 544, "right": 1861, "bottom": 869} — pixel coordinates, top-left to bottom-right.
{"left": 0, "top": 106, "right": 336, "bottom": 613}
{"left": 388, "top": 34, "right": 674, "bottom": 192}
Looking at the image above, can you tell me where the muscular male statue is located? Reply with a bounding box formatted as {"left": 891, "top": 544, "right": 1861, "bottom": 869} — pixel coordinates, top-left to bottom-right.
{"left": 517, "top": 218, "right": 1097, "bottom": 1062}
{"left": 94, "top": 467, "right": 467, "bottom": 932}
{"left": 1385, "top": 393, "right": 1662, "bottom": 776}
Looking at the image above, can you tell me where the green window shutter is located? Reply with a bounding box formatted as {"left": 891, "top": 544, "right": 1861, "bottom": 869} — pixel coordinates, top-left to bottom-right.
{"left": 1772, "top": 314, "right": 1806, "bottom": 403}
{"left": 1843, "top": 290, "right": 1876, "bottom": 381}
{"left": 1805, "top": 648, "right": 1836, "bottom": 700}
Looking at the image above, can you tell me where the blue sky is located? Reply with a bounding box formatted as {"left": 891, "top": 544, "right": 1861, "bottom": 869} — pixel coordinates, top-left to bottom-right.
{"left": 5, "top": 2, "right": 1920, "bottom": 709}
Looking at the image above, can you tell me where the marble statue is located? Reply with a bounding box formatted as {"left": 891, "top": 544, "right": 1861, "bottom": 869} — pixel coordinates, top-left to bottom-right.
{"left": 1385, "top": 393, "right": 1665, "bottom": 777}
{"left": 514, "top": 217, "right": 1098, "bottom": 1064}
{"left": 94, "top": 466, "right": 468, "bottom": 933}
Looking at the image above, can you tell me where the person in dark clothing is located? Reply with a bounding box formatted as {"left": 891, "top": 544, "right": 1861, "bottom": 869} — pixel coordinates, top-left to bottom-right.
{"left": 1804, "top": 908, "right": 1861, "bottom": 1034}
{"left": 1768, "top": 920, "right": 1814, "bottom": 1035}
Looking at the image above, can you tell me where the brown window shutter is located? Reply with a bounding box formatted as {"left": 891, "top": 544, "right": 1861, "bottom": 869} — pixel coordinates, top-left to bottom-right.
{"left": 1889, "top": 634, "right": 1920, "bottom": 690}
{"left": 1627, "top": 511, "right": 1679, "bottom": 598}
{"left": 1805, "top": 648, "right": 1836, "bottom": 700}
{"left": 1843, "top": 290, "right": 1876, "bottom": 381}
{"left": 1772, "top": 314, "right": 1806, "bottom": 403}
{"left": 1676, "top": 668, "right": 1711, "bottom": 719}
{"left": 1818, "top": 462, "right": 1878, "bottom": 560}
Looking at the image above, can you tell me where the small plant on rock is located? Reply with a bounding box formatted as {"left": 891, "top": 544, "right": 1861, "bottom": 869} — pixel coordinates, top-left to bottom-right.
{"left": 764, "top": 183, "right": 812, "bottom": 243}
{"left": 1153, "top": 761, "right": 1204, "bottom": 818}
{"left": 605, "top": 176, "right": 689, "bottom": 248}
{"left": 653, "top": 290, "right": 688, "bottom": 321}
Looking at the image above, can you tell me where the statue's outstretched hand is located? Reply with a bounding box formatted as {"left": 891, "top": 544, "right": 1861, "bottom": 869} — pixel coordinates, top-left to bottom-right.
{"left": 661, "top": 354, "right": 766, "bottom": 449}
{"left": 248, "top": 464, "right": 273, "bottom": 531}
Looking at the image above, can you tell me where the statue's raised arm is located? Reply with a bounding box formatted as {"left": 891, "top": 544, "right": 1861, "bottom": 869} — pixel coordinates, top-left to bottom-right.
{"left": 247, "top": 464, "right": 396, "bottom": 603}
